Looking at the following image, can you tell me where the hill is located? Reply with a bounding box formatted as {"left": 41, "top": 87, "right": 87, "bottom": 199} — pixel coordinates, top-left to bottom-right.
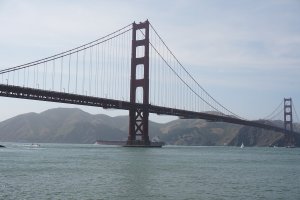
{"left": 0, "top": 108, "right": 299, "bottom": 146}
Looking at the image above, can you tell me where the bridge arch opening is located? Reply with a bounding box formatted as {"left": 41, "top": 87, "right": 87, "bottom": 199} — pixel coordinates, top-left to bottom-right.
{"left": 135, "top": 86, "right": 144, "bottom": 103}
{"left": 136, "top": 46, "right": 145, "bottom": 58}
{"left": 136, "top": 64, "right": 144, "bottom": 79}
{"left": 136, "top": 28, "right": 146, "bottom": 40}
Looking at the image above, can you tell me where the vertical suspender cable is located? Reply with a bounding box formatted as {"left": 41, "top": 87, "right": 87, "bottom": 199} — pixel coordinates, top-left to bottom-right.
{"left": 117, "top": 33, "right": 120, "bottom": 100}
{"left": 89, "top": 47, "right": 92, "bottom": 96}
{"left": 82, "top": 48, "right": 86, "bottom": 95}
{"left": 26, "top": 66, "right": 29, "bottom": 87}
{"left": 109, "top": 39, "right": 112, "bottom": 99}
{"left": 101, "top": 42, "right": 104, "bottom": 98}
{"left": 45, "top": 62, "right": 48, "bottom": 90}
{"left": 75, "top": 51, "right": 78, "bottom": 94}
{"left": 60, "top": 57, "right": 63, "bottom": 92}
{"left": 12, "top": 71, "right": 15, "bottom": 85}
{"left": 121, "top": 32, "right": 124, "bottom": 100}
{"left": 23, "top": 67, "right": 25, "bottom": 87}
{"left": 103, "top": 41, "right": 106, "bottom": 98}
{"left": 52, "top": 60, "right": 55, "bottom": 90}
{"left": 43, "top": 63, "right": 45, "bottom": 89}
{"left": 94, "top": 44, "right": 97, "bottom": 97}
{"left": 17, "top": 69, "right": 19, "bottom": 86}
{"left": 68, "top": 54, "right": 71, "bottom": 93}
{"left": 113, "top": 37, "right": 116, "bottom": 99}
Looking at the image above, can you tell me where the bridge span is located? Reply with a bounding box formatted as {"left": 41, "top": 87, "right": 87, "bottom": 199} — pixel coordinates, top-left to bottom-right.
{"left": 0, "top": 20, "right": 298, "bottom": 147}
{"left": 0, "top": 83, "right": 294, "bottom": 135}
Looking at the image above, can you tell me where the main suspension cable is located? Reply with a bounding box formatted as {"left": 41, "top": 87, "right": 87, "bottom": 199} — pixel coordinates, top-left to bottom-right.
{"left": 0, "top": 24, "right": 132, "bottom": 74}
{"left": 149, "top": 23, "right": 241, "bottom": 118}
{"left": 263, "top": 100, "right": 284, "bottom": 120}
{"left": 292, "top": 102, "right": 300, "bottom": 123}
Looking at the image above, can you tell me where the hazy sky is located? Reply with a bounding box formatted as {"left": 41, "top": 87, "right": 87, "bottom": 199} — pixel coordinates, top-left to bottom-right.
{"left": 0, "top": 0, "right": 299, "bottom": 123}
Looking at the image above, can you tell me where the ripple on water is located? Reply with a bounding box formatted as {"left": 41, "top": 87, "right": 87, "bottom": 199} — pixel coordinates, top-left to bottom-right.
{"left": 0, "top": 144, "right": 300, "bottom": 200}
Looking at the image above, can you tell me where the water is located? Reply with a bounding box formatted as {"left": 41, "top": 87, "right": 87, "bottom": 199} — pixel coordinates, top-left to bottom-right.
{"left": 1, "top": 143, "right": 299, "bottom": 200}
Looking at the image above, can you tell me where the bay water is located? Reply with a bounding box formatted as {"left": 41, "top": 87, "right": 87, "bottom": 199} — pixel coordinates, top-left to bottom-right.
{"left": 1, "top": 143, "right": 299, "bottom": 199}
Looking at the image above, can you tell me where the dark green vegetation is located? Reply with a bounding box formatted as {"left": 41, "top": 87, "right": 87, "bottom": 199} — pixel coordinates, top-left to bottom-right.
{"left": 0, "top": 108, "right": 299, "bottom": 146}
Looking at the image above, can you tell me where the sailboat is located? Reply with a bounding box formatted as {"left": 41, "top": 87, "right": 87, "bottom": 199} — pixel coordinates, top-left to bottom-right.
{"left": 240, "top": 142, "right": 244, "bottom": 148}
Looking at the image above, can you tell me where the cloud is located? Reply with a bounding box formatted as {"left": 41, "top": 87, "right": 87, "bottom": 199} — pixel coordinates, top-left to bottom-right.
{"left": 145, "top": 0, "right": 300, "bottom": 71}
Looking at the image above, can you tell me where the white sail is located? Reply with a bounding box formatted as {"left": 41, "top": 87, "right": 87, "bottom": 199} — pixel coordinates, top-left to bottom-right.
{"left": 240, "top": 143, "right": 244, "bottom": 148}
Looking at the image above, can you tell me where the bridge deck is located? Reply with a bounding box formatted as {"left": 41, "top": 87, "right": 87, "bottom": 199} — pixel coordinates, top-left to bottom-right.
{"left": 0, "top": 84, "right": 297, "bottom": 135}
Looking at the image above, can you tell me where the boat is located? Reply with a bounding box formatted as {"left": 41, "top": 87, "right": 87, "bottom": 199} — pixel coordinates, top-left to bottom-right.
{"left": 123, "top": 136, "right": 165, "bottom": 147}
{"left": 285, "top": 145, "right": 296, "bottom": 148}
{"left": 240, "top": 143, "right": 244, "bottom": 148}
{"left": 95, "top": 140, "right": 126, "bottom": 146}
{"left": 30, "top": 143, "right": 40, "bottom": 147}
{"left": 95, "top": 138, "right": 165, "bottom": 148}
{"left": 123, "top": 141, "right": 165, "bottom": 148}
{"left": 0, "top": 144, "right": 5, "bottom": 148}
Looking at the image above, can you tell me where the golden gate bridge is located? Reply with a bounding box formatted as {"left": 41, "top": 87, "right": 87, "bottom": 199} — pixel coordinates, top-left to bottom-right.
{"left": 0, "top": 20, "right": 299, "bottom": 147}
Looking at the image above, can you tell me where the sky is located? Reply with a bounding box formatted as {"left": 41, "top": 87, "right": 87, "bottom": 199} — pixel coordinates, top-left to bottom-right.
{"left": 0, "top": 0, "right": 299, "bottom": 123}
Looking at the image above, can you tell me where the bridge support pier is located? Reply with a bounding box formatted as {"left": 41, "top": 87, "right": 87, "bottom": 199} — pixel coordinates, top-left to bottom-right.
{"left": 126, "top": 20, "right": 152, "bottom": 147}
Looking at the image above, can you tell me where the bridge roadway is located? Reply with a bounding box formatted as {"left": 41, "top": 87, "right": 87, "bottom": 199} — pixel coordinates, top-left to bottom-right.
{"left": 0, "top": 84, "right": 297, "bottom": 135}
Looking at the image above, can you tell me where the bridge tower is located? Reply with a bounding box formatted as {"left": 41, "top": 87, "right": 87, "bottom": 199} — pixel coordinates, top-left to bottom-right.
{"left": 127, "top": 20, "right": 150, "bottom": 146}
{"left": 284, "top": 98, "right": 295, "bottom": 146}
